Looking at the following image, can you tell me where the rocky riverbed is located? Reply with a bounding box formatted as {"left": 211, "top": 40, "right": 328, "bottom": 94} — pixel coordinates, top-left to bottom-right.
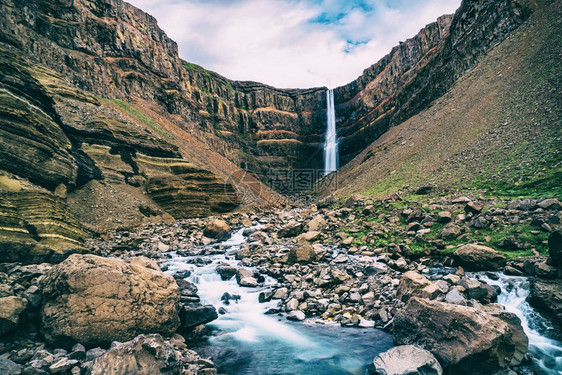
{"left": 0, "top": 195, "right": 561, "bottom": 374}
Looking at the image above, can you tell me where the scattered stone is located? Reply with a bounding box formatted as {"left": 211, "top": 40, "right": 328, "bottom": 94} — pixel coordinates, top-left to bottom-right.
{"left": 90, "top": 334, "right": 209, "bottom": 375}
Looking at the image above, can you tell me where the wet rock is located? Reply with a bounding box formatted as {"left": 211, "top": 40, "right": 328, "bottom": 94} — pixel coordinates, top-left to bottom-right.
{"left": 394, "top": 297, "right": 528, "bottom": 374}
{"left": 0, "top": 356, "right": 22, "bottom": 375}
{"left": 454, "top": 244, "right": 507, "bottom": 271}
{"left": 0, "top": 296, "right": 27, "bottom": 336}
{"left": 286, "top": 311, "right": 306, "bottom": 321}
{"left": 548, "top": 230, "right": 562, "bottom": 266}
{"left": 528, "top": 279, "right": 562, "bottom": 326}
{"left": 40, "top": 254, "right": 180, "bottom": 347}
{"left": 372, "top": 345, "right": 442, "bottom": 375}
{"left": 216, "top": 263, "right": 237, "bottom": 280}
{"left": 180, "top": 305, "right": 218, "bottom": 329}
{"left": 203, "top": 219, "right": 231, "bottom": 241}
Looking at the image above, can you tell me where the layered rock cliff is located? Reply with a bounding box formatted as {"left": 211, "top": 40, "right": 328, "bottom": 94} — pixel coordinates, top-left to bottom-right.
{"left": 333, "top": 0, "right": 531, "bottom": 164}
{"left": 0, "top": 0, "right": 538, "bottom": 262}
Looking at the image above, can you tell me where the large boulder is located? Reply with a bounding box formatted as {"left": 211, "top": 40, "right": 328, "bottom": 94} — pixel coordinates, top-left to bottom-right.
{"left": 393, "top": 297, "right": 528, "bottom": 374}
{"left": 90, "top": 334, "right": 210, "bottom": 375}
{"left": 372, "top": 345, "right": 442, "bottom": 375}
{"left": 40, "top": 254, "right": 180, "bottom": 347}
{"left": 203, "top": 219, "right": 231, "bottom": 241}
{"left": 548, "top": 230, "right": 562, "bottom": 266}
{"left": 0, "top": 296, "right": 28, "bottom": 336}
{"left": 453, "top": 244, "right": 506, "bottom": 271}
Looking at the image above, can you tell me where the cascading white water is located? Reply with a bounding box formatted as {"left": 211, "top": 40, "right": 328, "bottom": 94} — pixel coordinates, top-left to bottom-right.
{"left": 478, "top": 273, "right": 562, "bottom": 374}
{"left": 164, "top": 227, "right": 393, "bottom": 375}
{"left": 324, "top": 89, "right": 338, "bottom": 176}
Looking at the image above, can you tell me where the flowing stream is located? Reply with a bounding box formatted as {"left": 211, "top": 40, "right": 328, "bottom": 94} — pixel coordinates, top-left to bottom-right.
{"left": 165, "top": 227, "right": 393, "bottom": 375}
{"left": 478, "top": 273, "right": 562, "bottom": 374}
{"left": 324, "top": 88, "right": 338, "bottom": 176}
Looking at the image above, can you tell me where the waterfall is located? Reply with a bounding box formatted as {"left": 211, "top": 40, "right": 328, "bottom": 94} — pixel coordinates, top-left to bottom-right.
{"left": 324, "top": 89, "right": 338, "bottom": 176}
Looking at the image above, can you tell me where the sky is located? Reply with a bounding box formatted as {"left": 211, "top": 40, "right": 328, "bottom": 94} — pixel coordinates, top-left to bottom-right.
{"left": 126, "top": 0, "right": 462, "bottom": 88}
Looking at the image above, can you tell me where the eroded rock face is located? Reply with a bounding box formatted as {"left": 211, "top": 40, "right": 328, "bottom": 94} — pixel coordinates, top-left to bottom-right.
{"left": 453, "top": 244, "right": 507, "bottom": 271}
{"left": 393, "top": 297, "right": 528, "bottom": 374}
{"left": 40, "top": 254, "right": 180, "bottom": 347}
{"left": 528, "top": 279, "right": 562, "bottom": 326}
{"left": 372, "top": 345, "right": 442, "bottom": 375}
{"left": 548, "top": 230, "right": 562, "bottom": 266}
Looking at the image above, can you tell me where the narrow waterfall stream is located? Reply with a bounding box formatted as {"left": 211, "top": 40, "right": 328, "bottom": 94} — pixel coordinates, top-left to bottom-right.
{"left": 324, "top": 88, "right": 338, "bottom": 176}
{"left": 164, "top": 227, "right": 393, "bottom": 375}
{"left": 478, "top": 273, "right": 562, "bottom": 374}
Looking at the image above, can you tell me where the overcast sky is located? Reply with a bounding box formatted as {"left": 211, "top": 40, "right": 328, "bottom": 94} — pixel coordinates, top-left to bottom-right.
{"left": 126, "top": 0, "right": 461, "bottom": 88}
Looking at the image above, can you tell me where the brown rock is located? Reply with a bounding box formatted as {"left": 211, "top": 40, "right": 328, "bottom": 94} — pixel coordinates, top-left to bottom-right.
{"left": 396, "top": 271, "right": 433, "bottom": 302}
{"left": 40, "top": 254, "right": 180, "bottom": 347}
{"left": 288, "top": 243, "right": 316, "bottom": 263}
{"left": 203, "top": 219, "right": 231, "bottom": 241}
{"left": 394, "top": 297, "right": 528, "bottom": 374}
{"left": 0, "top": 296, "right": 28, "bottom": 336}
{"left": 454, "top": 244, "right": 507, "bottom": 271}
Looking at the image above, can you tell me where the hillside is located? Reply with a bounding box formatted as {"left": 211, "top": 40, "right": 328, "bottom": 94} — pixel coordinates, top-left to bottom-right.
{"left": 330, "top": 0, "right": 562, "bottom": 200}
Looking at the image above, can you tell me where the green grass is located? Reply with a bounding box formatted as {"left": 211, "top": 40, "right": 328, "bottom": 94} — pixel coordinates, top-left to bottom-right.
{"left": 109, "top": 99, "right": 168, "bottom": 137}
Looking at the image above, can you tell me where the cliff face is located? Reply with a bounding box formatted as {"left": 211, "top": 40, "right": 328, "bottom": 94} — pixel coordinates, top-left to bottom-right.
{"left": 0, "top": 0, "right": 536, "bottom": 261}
{"left": 333, "top": 0, "right": 531, "bottom": 165}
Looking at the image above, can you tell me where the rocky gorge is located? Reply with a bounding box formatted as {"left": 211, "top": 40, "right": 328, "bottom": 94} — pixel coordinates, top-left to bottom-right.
{"left": 0, "top": 0, "right": 561, "bottom": 373}
{"left": 1, "top": 194, "right": 561, "bottom": 374}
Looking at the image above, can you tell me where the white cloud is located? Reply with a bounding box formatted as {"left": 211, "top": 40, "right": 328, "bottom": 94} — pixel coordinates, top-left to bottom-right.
{"left": 126, "top": 0, "right": 461, "bottom": 88}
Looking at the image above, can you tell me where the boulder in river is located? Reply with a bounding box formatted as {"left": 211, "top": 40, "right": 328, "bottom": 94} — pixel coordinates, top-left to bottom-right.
{"left": 453, "top": 244, "right": 507, "bottom": 271}
{"left": 180, "top": 305, "right": 218, "bottom": 329}
{"left": 372, "top": 345, "right": 442, "bottom": 375}
{"left": 548, "top": 230, "right": 562, "bottom": 266}
{"left": 203, "top": 219, "right": 231, "bottom": 241}
{"left": 527, "top": 279, "right": 562, "bottom": 326}
{"left": 393, "top": 297, "right": 528, "bottom": 374}
{"left": 40, "top": 254, "right": 180, "bottom": 347}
